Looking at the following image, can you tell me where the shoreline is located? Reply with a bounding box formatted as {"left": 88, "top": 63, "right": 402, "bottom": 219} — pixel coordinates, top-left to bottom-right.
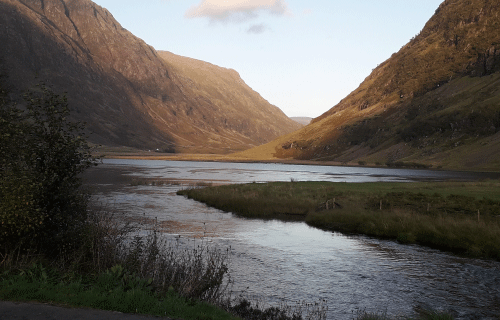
{"left": 96, "top": 152, "right": 500, "bottom": 175}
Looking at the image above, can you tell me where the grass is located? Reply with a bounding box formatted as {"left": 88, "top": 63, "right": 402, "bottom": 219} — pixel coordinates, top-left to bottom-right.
{"left": 0, "top": 207, "right": 238, "bottom": 320}
{"left": 0, "top": 186, "right": 464, "bottom": 320}
{"left": 0, "top": 264, "right": 235, "bottom": 320}
{"left": 0, "top": 207, "right": 331, "bottom": 320}
{"left": 177, "top": 180, "right": 500, "bottom": 260}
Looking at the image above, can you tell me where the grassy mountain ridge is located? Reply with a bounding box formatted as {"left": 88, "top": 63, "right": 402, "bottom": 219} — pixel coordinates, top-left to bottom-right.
{"left": 0, "top": 0, "right": 301, "bottom": 153}
{"left": 243, "top": 0, "right": 500, "bottom": 170}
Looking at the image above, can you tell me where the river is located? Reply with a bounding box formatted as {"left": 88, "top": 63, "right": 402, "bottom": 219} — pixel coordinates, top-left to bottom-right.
{"left": 85, "top": 159, "right": 500, "bottom": 319}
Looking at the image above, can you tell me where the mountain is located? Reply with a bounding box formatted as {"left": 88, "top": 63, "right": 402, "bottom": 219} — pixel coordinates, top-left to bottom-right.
{"left": 239, "top": 0, "right": 500, "bottom": 170}
{"left": 157, "top": 51, "right": 302, "bottom": 153}
{"left": 0, "top": 0, "right": 301, "bottom": 154}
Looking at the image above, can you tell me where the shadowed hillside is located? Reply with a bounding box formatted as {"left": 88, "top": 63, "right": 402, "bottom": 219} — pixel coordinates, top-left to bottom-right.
{"left": 0, "top": 0, "right": 301, "bottom": 154}
{"left": 239, "top": 0, "right": 500, "bottom": 170}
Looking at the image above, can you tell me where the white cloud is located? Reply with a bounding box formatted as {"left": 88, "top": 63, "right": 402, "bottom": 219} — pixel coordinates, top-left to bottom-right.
{"left": 185, "top": 0, "right": 290, "bottom": 22}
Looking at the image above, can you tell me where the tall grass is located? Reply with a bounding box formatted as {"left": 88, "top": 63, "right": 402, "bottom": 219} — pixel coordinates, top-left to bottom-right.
{"left": 1, "top": 205, "right": 331, "bottom": 320}
{"left": 306, "top": 205, "right": 500, "bottom": 259}
{"left": 178, "top": 181, "right": 500, "bottom": 260}
{"left": 84, "top": 208, "right": 234, "bottom": 304}
{"left": 0, "top": 262, "right": 236, "bottom": 320}
{"left": 0, "top": 205, "right": 235, "bottom": 316}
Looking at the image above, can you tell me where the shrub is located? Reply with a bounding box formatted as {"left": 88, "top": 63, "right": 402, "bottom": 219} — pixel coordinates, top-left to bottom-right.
{"left": 0, "top": 84, "right": 98, "bottom": 257}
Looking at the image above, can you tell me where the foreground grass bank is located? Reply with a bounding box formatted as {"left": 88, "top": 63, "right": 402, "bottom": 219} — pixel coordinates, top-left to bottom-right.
{"left": 0, "top": 264, "right": 236, "bottom": 320}
{"left": 0, "top": 264, "right": 454, "bottom": 320}
{"left": 177, "top": 180, "right": 500, "bottom": 260}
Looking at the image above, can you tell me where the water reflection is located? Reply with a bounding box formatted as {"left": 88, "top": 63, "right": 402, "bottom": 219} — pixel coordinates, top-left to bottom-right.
{"left": 88, "top": 160, "right": 500, "bottom": 320}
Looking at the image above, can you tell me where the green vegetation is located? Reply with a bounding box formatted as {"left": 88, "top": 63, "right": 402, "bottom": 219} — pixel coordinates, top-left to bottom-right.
{"left": 178, "top": 181, "right": 500, "bottom": 260}
{"left": 0, "top": 263, "right": 235, "bottom": 320}
{"left": 0, "top": 83, "right": 96, "bottom": 257}
{"left": 0, "top": 82, "right": 333, "bottom": 320}
{"left": 0, "top": 82, "right": 463, "bottom": 319}
{"left": 0, "top": 84, "right": 237, "bottom": 319}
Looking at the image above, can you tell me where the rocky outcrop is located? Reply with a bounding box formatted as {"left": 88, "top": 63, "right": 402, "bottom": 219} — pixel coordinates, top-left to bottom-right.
{"left": 0, "top": 0, "right": 301, "bottom": 153}
{"left": 467, "top": 46, "right": 500, "bottom": 76}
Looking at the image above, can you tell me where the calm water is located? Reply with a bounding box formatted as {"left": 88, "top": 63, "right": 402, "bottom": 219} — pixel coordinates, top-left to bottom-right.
{"left": 88, "top": 159, "right": 500, "bottom": 319}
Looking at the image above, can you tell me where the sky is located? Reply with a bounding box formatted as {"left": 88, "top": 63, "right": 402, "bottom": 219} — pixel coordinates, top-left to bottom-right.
{"left": 91, "top": 0, "right": 444, "bottom": 118}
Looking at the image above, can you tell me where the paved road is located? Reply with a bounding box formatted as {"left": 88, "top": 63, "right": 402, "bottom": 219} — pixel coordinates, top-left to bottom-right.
{"left": 0, "top": 301, "right": 174, "bottom": 320}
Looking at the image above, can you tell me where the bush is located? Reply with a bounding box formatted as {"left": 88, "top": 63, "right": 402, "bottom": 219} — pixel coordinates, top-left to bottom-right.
{"left": 0, "top": 84, "right": 98, "bottom": 257}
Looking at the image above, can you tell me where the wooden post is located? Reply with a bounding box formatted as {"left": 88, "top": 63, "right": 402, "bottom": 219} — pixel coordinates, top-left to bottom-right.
{"left": 478, "top": 210, "right": 480, "bottom": 222}
{"left": 333, "top": 198, "right": 336, "bottom": 209}
{"left": 427, "top": 203, "right": 430, "bottom": 212}
{"left": 380, "top": 200, "right": 382, "bottom": 210}
{"left": 326, "top": 201, "right": 329, "bottom": 210}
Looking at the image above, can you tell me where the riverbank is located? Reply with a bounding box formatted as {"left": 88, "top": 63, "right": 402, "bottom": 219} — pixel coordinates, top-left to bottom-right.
{"left": 80, "top": 161, "right": 491, "bottom": 319}
{"left": 94, "top": 146, "right": 500, "bottom": 173}
{"left": 177, "top": 181, "right": 500, "bottom": 261}
{"left": 96, "top": 147, "right": 348, "bottom": 168}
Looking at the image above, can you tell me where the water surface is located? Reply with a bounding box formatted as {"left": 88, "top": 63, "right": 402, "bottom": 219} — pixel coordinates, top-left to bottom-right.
{"left": 88, "top": 159, "right": 500, "bottom": 319}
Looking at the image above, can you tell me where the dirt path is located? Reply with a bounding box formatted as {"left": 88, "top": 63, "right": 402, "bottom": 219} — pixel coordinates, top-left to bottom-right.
{"left": 0, "top": 301, "right": 173, "bottom": 320}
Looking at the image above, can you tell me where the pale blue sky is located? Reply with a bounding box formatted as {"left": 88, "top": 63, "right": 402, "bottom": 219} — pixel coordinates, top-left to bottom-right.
{"left": 91, "top": 0, "right": 443, "bottom": 118}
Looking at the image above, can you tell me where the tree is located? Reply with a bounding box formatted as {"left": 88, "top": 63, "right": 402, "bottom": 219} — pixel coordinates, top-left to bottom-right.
{"left": 0, "top": 83, "right": 98, "bottom": 257}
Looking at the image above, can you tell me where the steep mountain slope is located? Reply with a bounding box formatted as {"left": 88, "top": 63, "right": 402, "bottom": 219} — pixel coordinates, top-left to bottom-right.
{"left": 241, "top": 0, "right": 500, "bottom": 170}
{"left": 157, "top": 51, "right": 301, "bottom": 153}
{"left": 0, "top": 0, "right": 301, "bottom": 153}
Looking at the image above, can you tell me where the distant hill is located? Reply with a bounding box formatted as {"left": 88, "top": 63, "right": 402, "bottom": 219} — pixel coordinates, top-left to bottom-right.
{"left": 239, "top": 0, "right": 500, "bottom": 170}
{"left": 290, "top": 117, "right": 312, "bottom": 126}
{"left": 0, "top": 0, "right": 301, "bottom": 154}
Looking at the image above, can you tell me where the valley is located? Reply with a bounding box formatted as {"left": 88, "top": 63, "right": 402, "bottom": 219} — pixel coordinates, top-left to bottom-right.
{"left": 1, "top": 0, "right": 499, "bottom": 171}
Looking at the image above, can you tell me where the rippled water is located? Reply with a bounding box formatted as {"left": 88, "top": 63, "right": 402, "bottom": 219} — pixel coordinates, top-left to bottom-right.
{"left": 87, "top": 159, "right": 500, "bottom": 319}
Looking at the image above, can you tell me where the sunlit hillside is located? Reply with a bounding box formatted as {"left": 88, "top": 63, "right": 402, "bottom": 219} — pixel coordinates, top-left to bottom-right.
{"left": 237, "top": 0, "right": 500, "bottom": 171}
{"left": 0, "top": 0, "right": 301, "bottom": 154}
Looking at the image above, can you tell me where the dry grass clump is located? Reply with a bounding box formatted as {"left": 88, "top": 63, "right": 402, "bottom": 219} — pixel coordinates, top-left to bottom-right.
{"left": 86, "top": 209, "right": 232, "bottom": 304}
{"left": 0, "top": 206, "right": 232, "bottom": 306}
